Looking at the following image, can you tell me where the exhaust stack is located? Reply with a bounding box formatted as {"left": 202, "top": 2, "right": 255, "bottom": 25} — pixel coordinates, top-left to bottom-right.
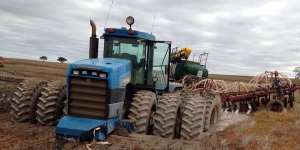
{"left": 89, "top": 20, "right": 99, "bottom": 59}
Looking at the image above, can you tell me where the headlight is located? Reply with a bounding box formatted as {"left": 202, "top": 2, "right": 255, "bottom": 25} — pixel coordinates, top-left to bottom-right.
{"left": 126, "top": 16, "right": 134, "bottom": 26}
{"left": 82, "top": 71, "right": 88, "bottom": 75}
{"left": 92, "top": 72, "right": 98, "bottom": 76}
{"left": 73, "top": 70, "right": 79, "bottom": 75}
{"left": 99, "top": 73, "right": 106, "bottom": 78}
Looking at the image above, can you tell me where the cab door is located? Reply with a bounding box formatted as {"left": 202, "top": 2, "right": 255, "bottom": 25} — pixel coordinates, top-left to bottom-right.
{"left": 151, "top": 41, "right": 171, "bottom": 91}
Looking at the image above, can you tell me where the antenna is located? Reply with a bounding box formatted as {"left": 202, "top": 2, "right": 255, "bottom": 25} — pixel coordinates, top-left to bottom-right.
{"left": 104, "top": 0, "right": 115, "bottom": 28}
{"left": 150, "top": 15, "right": 156, "bottom": 34}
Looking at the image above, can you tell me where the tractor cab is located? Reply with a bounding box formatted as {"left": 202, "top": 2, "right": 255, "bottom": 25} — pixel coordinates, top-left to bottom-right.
{"left": 101, "top": 22, "right": 171, "bottom": 91}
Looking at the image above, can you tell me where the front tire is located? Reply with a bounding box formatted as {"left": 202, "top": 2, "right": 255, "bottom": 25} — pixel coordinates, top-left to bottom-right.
{"left": 128, "top": 90, "right": 156, "bottom": 134}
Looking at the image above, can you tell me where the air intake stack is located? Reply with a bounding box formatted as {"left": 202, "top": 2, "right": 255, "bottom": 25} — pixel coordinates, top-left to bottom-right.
{"left": 89, "top": 20, "right": 99, "bottom": 59}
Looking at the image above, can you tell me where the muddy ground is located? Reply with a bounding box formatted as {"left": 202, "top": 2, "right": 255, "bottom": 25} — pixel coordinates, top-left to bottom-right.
{"left": 0, "top": 58, "right": 300, "bottom": 150}
{"left": 0, "top": 108, "right": 248, "bottom": 150}
{"left": 1, "top": 103, "right": 300, "bottom": 150}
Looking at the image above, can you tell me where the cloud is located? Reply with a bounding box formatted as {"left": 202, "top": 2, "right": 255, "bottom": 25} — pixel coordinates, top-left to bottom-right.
{"left": 0, "top": 0, "right": 299, "bottom": 77}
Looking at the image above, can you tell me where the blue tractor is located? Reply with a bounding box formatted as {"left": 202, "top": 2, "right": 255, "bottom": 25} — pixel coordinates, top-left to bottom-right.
{"left": 53, "top": 17, "right": 221, "bottom": 145}
{"left": 8, "top": 17, "right": 220, "bottom": 146}
{"left": 55, "top": 16, "right": 181, "bottom": 142}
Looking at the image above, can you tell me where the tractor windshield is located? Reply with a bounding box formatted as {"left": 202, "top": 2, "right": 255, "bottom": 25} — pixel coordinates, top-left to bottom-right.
{"left": 111, "top": 40, "right": 145, "bottom": 65}
{"left": 103, "top": 37, "right": 146, "bottom": 84}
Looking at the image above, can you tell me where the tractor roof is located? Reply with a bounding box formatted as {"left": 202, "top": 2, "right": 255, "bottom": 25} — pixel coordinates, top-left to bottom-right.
{"left": 103, "top": 27, "right": 155, "bottom": 41}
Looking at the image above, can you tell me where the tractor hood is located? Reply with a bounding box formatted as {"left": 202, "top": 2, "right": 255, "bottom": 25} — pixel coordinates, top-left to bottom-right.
{"left": 70, "top": 58, "right": 131, "bottom": 72}
{"left": 67, "top": 58, "right": 132, "bottom": 89}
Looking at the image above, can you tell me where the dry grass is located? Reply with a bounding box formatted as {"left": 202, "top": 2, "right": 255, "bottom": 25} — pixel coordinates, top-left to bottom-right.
{"left": 249, "top": 110, "right": 298, "bottom": 134}
{"left": 248, "top": 110, "right": 300, "bottom": 150}
{"left": 218, "top": 102, "right": 300, "bottom": 150}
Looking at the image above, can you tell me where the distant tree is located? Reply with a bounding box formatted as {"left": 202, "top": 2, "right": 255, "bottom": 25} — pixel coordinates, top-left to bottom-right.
{"left": 39, "top": 56, "right": 47, "bottom": 62}
{"left": 294, "top": 67, "right": 300, "bottom": 79}
{"left": 0, "top": 56, "right": 4, "bottom": 67}
{"left": 57, "top": 57, "right": 67, "bottom": 63}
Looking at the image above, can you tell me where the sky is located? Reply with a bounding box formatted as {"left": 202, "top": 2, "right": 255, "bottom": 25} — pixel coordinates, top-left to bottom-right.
{"left": 0, "top": 0, "right": 300, "bottom": 77}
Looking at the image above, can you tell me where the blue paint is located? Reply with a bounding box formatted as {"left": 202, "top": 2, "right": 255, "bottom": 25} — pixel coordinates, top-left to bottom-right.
{"left": 67, "top": 58, "right": 131, "bottom": 89}
{"left": 56, "top": 116, "right": 135, "bottom": 141}
{"left": 56, "top": 116, "right": 119, "bottom": 141}
{"left": 103, "top": 27, "right": 155, "bottom": 40}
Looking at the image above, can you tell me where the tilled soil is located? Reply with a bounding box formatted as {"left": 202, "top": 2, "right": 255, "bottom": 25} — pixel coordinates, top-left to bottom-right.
{"left": 0, "top": 112, "right": 55, "bottom": 150}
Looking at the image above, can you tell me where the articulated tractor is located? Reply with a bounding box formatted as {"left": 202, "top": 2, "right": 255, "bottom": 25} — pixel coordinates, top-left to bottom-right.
{"left": 9, "top": 16, "right": 219, "bottom": 143}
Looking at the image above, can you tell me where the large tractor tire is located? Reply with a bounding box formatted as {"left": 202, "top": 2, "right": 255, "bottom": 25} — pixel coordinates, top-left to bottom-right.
{"left": 180, "top": 93, "right": 206, "bottom": 140}
{"left": 153, "top": 92, "right": 181, "bottom": 138}
{"left": 203, "top": 95, "right": 222, "bottom": 132}
{"left": 128, "top": 90, "right": 156, "bottom": 134}
{"left": 36, "top": 81, "right": 66, "bottom": 125}
{"left": 9, "top": 79, "right": 47, "bottom": 122}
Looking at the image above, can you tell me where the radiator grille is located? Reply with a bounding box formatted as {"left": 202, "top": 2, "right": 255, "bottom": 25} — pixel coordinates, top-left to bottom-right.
{"left": 68, "top": 77, "right": 108, "bottom": 119}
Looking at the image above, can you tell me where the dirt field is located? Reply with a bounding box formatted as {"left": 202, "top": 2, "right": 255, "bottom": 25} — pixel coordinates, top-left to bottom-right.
{"left": 0, "top": 58, "right": 66, "bottom": 80}
{"left": 0, "top": 58, "right": 300, "bottom": 150}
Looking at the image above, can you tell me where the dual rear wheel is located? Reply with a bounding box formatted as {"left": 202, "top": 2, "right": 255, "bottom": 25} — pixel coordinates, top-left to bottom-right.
{"left": 128, "top": 90, "right": 222, "bottom": 140}
{"left": 9, "top": 79, "right": 66, "bottom": 125}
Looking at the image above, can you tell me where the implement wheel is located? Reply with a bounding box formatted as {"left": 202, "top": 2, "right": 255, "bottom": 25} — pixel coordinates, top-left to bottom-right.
{"left": 128, "top": 90, "right": 156, "bottom": 134}
{"left": 153, "top": 92, "right": 181, "bottom": 138}
{"left": 267, "top": 99, "right": 284, "bottom": 112}
{"left": 9, "top": 79, "right": 47, "bottom": 122}
{"left": 36, "top": 81, "right": 66, "bottom": 125}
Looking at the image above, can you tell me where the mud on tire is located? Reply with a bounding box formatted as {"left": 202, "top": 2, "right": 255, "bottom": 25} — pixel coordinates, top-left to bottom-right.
{"left": 36, "top": 81, "right": 66, "bottom": 125}
{"left": 9, "top": 79, "right": 47, "bottom": 122}
{"left": 128, "top": 90, "right": 156, "bottom": 134}
{"left": 180, "top": 93, "right": 206, "bottom": 140}
{"left": 153, "top": 92, "right": 181, "bottom": 138}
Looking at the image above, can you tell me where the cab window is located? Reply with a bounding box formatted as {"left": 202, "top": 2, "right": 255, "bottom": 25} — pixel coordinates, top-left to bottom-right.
{"left": 104, "top": 37, "right": 146, "bottom": 85}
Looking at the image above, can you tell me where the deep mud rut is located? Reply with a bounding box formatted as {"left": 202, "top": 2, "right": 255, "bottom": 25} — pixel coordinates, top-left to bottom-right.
{"left": 0, "top": 108, "right": 250, "bottom": 150}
